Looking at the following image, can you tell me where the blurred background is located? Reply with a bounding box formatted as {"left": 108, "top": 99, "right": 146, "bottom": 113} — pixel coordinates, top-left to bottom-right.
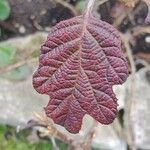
{"left": 0, "top": 0, "right": 150, "bottom": 150}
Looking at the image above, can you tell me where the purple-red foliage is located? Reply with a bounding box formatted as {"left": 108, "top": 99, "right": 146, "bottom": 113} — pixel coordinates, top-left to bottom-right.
{"left": 33, "top": 15, "right": 129, "bottom": 133}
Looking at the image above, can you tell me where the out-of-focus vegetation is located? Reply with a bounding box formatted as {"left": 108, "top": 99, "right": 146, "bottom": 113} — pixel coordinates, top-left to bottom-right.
{"left": 75, "top": 0, "right": 86, "bottom": 12}
{"left": 0, "top": 124, "right": 52, "bottom": 150}
{"left": 0, "top": 44, "right": 16, "bottom": 67}
{"left": 0, "top": 0, "right": 11, "bottom": 36}
{"left": 0, "top": 44, "right": 30, "bottom": 80}
{"left": 0, "top": 124, "right": 68, "bottom": 150}
{"left": 0, "top": 0, "right": 10, "bottom": 20}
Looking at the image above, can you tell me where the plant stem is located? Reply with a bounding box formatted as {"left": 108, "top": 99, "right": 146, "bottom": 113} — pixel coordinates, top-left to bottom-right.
{"left": 86, "top": 0, "right": 96, "bottom": 16}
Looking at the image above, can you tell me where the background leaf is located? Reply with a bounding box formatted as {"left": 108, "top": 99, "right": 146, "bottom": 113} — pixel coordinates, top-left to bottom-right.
{"left": 76, "top": 0, "right": 86, "bottom": 12}
{"left": 0, "top": 44, "right": 31, "bottom": 80}
{"left": 5, "top": 65, "right": 31, "bottom": 80}
{"left": 0, "top": 44, "right": 16, "bottom": 67}
{"left": 0, "top": 0, "right": 11, "bottom": 20}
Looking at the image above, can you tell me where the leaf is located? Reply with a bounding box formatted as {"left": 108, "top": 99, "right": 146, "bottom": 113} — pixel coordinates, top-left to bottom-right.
{"left": 76, "top": 0, "right": 86, "bottom": 12}
{"left": 0, "top": 44, "right": 30, "bottom": 80}
{"left": 0, "top": 0, "right": 11, "bottom": 20}
{"left": 32, "top": 14, "right": 129, "bottom": 133}
{"left": 4, "top": 65, "right": 31, "bottom": 80}
{"left": 0, "top": 44, "right": 16, "bottom": 67}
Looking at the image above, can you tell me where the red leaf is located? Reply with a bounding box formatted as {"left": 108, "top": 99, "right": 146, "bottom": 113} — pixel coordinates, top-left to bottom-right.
{"left": 32, "top": 15, "right": 129, "bottom": 133}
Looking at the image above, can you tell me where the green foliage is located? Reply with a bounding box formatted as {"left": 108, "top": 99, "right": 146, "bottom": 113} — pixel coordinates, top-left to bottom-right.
{"left": 0, "top": 124, "right": 69, "bottom": 150}
{"left": 5, "top": 65, "right": 31, "bottom": 80}
{"left": 0, "top": 44, "right": 16, "bottom": 67}
{"left": 0, "top": 124, "right": 52, "bottom": 150}
{"left": 0, "top": 44, "right": 31, "bottom": 80}
{"left": 0, "top": 0, "right": 11, "bottom": 21}
{"left": 76, "top": 0, "right": 86, "bottom": 12}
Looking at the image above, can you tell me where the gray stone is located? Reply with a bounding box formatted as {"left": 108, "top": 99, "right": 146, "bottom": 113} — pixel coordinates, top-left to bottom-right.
{"left": 126, "top": 68, "right": 150, "bottom": 149}
{"left": 0, "top": 75, "right": 49, "bottom": 126}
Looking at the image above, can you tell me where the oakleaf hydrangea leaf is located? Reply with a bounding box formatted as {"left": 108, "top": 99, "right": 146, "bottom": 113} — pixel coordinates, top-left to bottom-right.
{"left": 33, "top": 14, "right": 129, "bottom": 133}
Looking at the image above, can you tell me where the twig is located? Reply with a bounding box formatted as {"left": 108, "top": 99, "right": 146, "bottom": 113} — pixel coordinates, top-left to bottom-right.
{"left": 0, "top": 58, "right": 37, "bottom": 74}
{"left": 33, "top": 112, "right": 76, "bottom": 146}
{"left": 119, "top": 0, "right": 137, "bottom": 7}
{"left": 121, "top": 33, "right": 136, "bottom": 75}
{"left": 81, "top": 121, "right": 97, "bottom": 150}
{"left": 135, "top": 58, "right": 150, "bottom": 68}
{"left": 113, "top": 13, "right": 127, "bottom": 28}
{"left": 97, "top": 0, "right": 108, "bottom": 5}
{"left": 112, "top": 118, "right": 124, "bottom": 139}
{"left": 33, "top": 20, "right": 44, "bottom": 31}
{"left": 121, "top": 33, "right": 137, "bottom": 150}
{"left": 132, "top": 26, "right": 150, "bottom": 36}
{"left": 50, "top": 137, "right": 59, "bottom": 150}
{"left": 113, "top": 6, "right": 133, "bottom": 28}
{"left": 135, "top": 53, "right": 150, "bottom": 62}
{"left": 86, "top": 0, "right": 96, "bottom": 13}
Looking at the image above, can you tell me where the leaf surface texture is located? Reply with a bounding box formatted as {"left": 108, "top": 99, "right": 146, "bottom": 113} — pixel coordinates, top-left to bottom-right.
{"left": 33, "top": 15, "right": 129, "bottom": 133}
